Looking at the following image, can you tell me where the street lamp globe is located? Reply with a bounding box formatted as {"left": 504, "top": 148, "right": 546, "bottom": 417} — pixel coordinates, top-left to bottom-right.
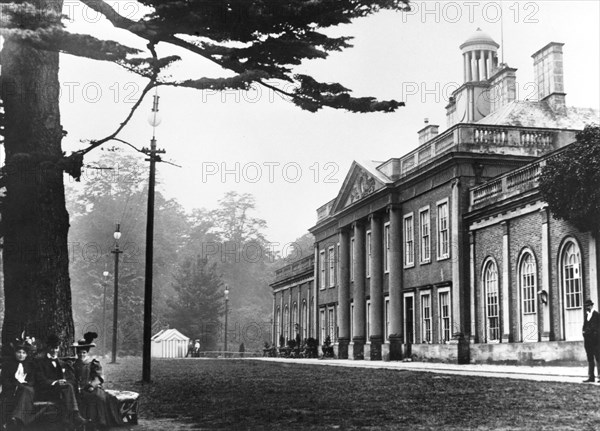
{"left": 224, "top": 285, "right": 229, "bottom": 298}
{"left": 114, "top": 224, "right": 121, "bottom": 241}
{"left": 103, "top": 270, "right": 109, "bottom": 278}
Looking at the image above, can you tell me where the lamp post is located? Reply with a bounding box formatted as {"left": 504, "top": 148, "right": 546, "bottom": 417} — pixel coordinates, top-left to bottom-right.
{"left": 102, "top": 269, "right": 109, "bottom": 356}
{"left": 111, "top": 224, "right": 123, "bottom": 364}
{"left": 224, "top": 285, "right": 230, "bottom": 356}
{"left": 142, "top": 91, "right": 166, "bottom": 383}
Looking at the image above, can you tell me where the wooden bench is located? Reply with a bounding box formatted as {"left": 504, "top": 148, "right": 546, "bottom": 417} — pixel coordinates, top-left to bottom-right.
{"left": 1, "top": 390, "right": 139, "bottom": 428}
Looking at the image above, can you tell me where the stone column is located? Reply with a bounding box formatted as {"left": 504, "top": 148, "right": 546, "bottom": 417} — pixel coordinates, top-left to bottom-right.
{"left": 352, "top": 221, "right": 366, "bottom": 359}
{"left": 463, "top": 53, "right": 469, "bottom": 82}
{"left": 540, "top": 207, "right": 551, "bottom": 341}
{"left": 338, "top": 227, "right": 351, "bottom": 359}
{"left": 272, "top": 295, "right": 277, "bottom": 345}
{"left": 480, "top": 50, "right": 486, "bottom": 80}
{"left": 501, "top": 221, "right": 511, "bottom": 342}
{"left": 483, "top": 51, "right": 491, "bottom": 80}
{"left": 369, "top": 213, "right": 384, "bottom": 360}
{"left": 313, "top": 245, "right": 319, "bottom": 341}
{"left": 279, "top": 290, "right": 284, "bottom": 347}
{"left": 469, "top": 52, "right": 475, "bottom": 82}
{"left": 451, "top": 179, "right": 462, "bottom": 337}
{"left": 388, "top": 205, "right": 403, "bottom": 359}
{"left": 288, "top": 286, "right": 293, "bottom": 342}
{"left": 469, "top": 232, "right": 476, "bottom": 342}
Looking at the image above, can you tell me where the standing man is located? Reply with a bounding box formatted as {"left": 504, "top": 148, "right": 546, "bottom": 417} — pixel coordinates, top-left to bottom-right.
{"left": 582, "top": 299, "right": 600, "bottom": 382}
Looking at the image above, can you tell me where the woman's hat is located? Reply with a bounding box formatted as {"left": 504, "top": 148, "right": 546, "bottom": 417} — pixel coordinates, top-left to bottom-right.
{"left": 11, "top": 331, "right": 35, "bottom": 352}
{"left": 72, "top": 332, "right": 98, "bottom": 350}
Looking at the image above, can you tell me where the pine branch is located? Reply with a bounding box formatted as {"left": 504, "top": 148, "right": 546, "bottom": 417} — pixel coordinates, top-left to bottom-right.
{"left": 78, "top": 0, "right": 406, "bottom": 112}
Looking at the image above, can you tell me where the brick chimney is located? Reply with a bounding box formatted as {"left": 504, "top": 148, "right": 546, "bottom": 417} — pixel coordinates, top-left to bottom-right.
{"left": 418, "top": 119, "right": 439, "bottom": 145}
{"left": 488, "top": 64, "right": 517, "bottom": 113}
{"left": 532, "top": 42, "right": 566, "bottom": 112}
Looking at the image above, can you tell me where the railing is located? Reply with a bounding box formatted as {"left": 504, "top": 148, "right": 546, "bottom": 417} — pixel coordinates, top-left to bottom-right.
{"left": 507, "top": 161, "right": 544, "bottom": 190}
{"left": 315, "top": 123, "right": 560, "bottom": 222}
{"left": 470, "top": 159, "right": 546, "bottom": 209}
{"left": 274, "top": 255, "right": 314, "bottom": 281}
{"left": 475, "top": 127, "right": 508, "bottom": 145}
{"left": 316, "top": 199, "right": 335, "bottom": 221}
{"left": 520, "top": 131, "right": 553, "bottom": 146}
{"left": 472, "top": 178, "right": 502, "bottom": 206}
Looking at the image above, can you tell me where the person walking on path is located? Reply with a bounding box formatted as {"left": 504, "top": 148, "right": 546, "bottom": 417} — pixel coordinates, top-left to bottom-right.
{"left": 582, "top": 299, "right": 600, "bottom": 382}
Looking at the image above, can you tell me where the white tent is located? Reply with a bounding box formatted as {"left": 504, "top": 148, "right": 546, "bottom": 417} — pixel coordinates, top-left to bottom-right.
{"left": 151, "top": 328, "right": 190, "bottom": 358}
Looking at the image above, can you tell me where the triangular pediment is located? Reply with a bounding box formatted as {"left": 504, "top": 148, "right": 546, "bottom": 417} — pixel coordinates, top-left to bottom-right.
{"left": 331, "top": 161, "right": 388, "bottom": 214}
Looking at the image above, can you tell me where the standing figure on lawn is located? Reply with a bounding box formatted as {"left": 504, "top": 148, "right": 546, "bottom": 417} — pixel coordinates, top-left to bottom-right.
{"left": 72, "top": 332, "right": 124, "bottom": 429}
{"left": 0, "top": 334, "right": 37, "bottom": 430}
{"left": 582, "top": 299, "right": 600, "bottom": 383}
{"left": 34, "top": 334, "right": 89, "bottom": 428}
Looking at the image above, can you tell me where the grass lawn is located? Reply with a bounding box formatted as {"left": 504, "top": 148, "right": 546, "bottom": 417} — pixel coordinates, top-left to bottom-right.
{"left": 102, "top": 358, "right": 600, "bottom": 430}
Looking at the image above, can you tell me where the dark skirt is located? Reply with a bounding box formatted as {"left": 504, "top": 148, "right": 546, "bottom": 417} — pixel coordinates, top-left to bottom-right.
{"left": 1, "top": 384, "right": 37, "bottom": 425}
{"left": 79, "top": 387, "right": 124, "bottom": 427}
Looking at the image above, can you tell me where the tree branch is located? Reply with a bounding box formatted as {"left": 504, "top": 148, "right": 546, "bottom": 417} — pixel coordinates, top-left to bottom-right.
{"left": 76, "top": 0, "right": 331, "bottom": 106}
{"left": 78, "top": 77, "right": 157, "bottom": 157}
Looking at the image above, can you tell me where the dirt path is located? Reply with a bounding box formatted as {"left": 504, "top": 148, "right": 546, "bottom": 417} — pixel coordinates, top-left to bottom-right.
{"left": 120, "top": 418, "right": 200, "bottom": 430}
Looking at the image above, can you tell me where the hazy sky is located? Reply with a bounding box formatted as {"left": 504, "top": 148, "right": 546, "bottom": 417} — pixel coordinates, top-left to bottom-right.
{"left": 56, "top": 0, "right": 600, "bottom": 254}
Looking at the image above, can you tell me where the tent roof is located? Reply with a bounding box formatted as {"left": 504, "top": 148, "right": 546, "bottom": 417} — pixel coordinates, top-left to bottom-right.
{"left": 151, "top": 328, "right": 190, "bottom": 342}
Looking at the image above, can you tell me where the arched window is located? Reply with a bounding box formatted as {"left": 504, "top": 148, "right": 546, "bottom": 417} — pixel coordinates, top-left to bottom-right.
{"left": 563, "top": 242, "right": 582, "bottom": 309}
{"left": 561, "top": 240, "right": 583, "bottom": 340}
{"left": 482, "top": 260, "right": 499, "bottom": 342}
{"left": 519, "top": 251, "right": 537, "bottom": 342}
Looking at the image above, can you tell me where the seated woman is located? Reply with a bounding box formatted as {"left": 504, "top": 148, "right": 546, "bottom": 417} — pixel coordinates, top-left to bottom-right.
{"left": 71, "top": 332, "right": 123, "bottom": 429}
{"left": 0, "top": 334, "right": 36, "bottom": 430}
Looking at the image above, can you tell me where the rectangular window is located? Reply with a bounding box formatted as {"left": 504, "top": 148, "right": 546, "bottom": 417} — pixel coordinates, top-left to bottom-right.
{"left": 419, "top": 207, "right": 430, "bottom": 263}
{"left": 437, "top": 201, "right": 449, "bottom": 260}
{"left": 366, "top": 230, "right": 372, "bottom": 278}
{"left": 328, "top": 246, "right": 335, "bottom": 287}
{"left": 320, "top": 309, "right": 326, "bottom": 343}
{"left": 366, "top": 300, "right": 371, "bottom": 342}
{"left": 439, "top": 290, "right": 451, "bottom": 342}
{"left": 384, "top": 223, "right": 390, "bottom": 273}
{"left": 385, "top": 297, "right": 390, "bottom": 341}
{"left": 328, "top": 308, "right": 335, "bottom": 341}
{"left": 421, "top": 293, "right": 432, "bottom": 343}
{"left": 404, "top": 214, "right": 414, "bottom": 267}
{"left": 350, "top": 238, "right": 355, "bottom": 281}
{"left": 319, "top": 250, "right": 326, "bottom": 289}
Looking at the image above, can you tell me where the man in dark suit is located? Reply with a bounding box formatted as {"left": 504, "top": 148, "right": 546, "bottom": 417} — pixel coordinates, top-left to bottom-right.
{"left": 582, "top": 299, "right": 600, "bottom": 382}
{"left": 34, "top": 334, "right": 88, "bottom": 428}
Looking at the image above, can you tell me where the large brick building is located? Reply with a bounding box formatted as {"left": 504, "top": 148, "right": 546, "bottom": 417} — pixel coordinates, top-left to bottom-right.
{"left": 271, "top": 29, "right": 599, "bottom": 362}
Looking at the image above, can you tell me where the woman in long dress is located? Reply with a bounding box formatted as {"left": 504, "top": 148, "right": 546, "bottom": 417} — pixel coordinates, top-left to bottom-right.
{"left": 71, "top": 332, "right": 123, "bottom": 430}
{"left": 0, "top": 335, "right": 36, "bottom": 430}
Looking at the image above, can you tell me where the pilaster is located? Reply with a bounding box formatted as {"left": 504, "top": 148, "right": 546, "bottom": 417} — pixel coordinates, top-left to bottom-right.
{"left": 352, "top": 221, "right": 366, "bottom": 360}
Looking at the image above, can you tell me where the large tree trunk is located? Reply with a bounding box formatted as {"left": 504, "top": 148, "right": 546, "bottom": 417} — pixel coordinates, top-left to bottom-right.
{"left": 0, "top": 0, "right": 74, "bottom": 353}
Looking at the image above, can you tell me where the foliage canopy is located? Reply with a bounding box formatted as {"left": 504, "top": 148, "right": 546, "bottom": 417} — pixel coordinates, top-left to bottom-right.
{"left": 539, "top": 125, "right": 600, "bottom": 234}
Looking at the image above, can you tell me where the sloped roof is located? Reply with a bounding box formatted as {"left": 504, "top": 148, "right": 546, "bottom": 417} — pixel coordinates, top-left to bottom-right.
{"left": 151, "top": 328, "right": 190, "bottom": 342}
{"left": 355, "top": 160, "right": 393, "bottom": 184}
{"left": 477, "top": 100, "right": 600, "bottom": 129}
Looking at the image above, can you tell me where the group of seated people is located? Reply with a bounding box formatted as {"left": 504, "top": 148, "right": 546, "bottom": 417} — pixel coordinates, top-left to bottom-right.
{"left": 0, "top": 332, "right": 123, "bottom": 431}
